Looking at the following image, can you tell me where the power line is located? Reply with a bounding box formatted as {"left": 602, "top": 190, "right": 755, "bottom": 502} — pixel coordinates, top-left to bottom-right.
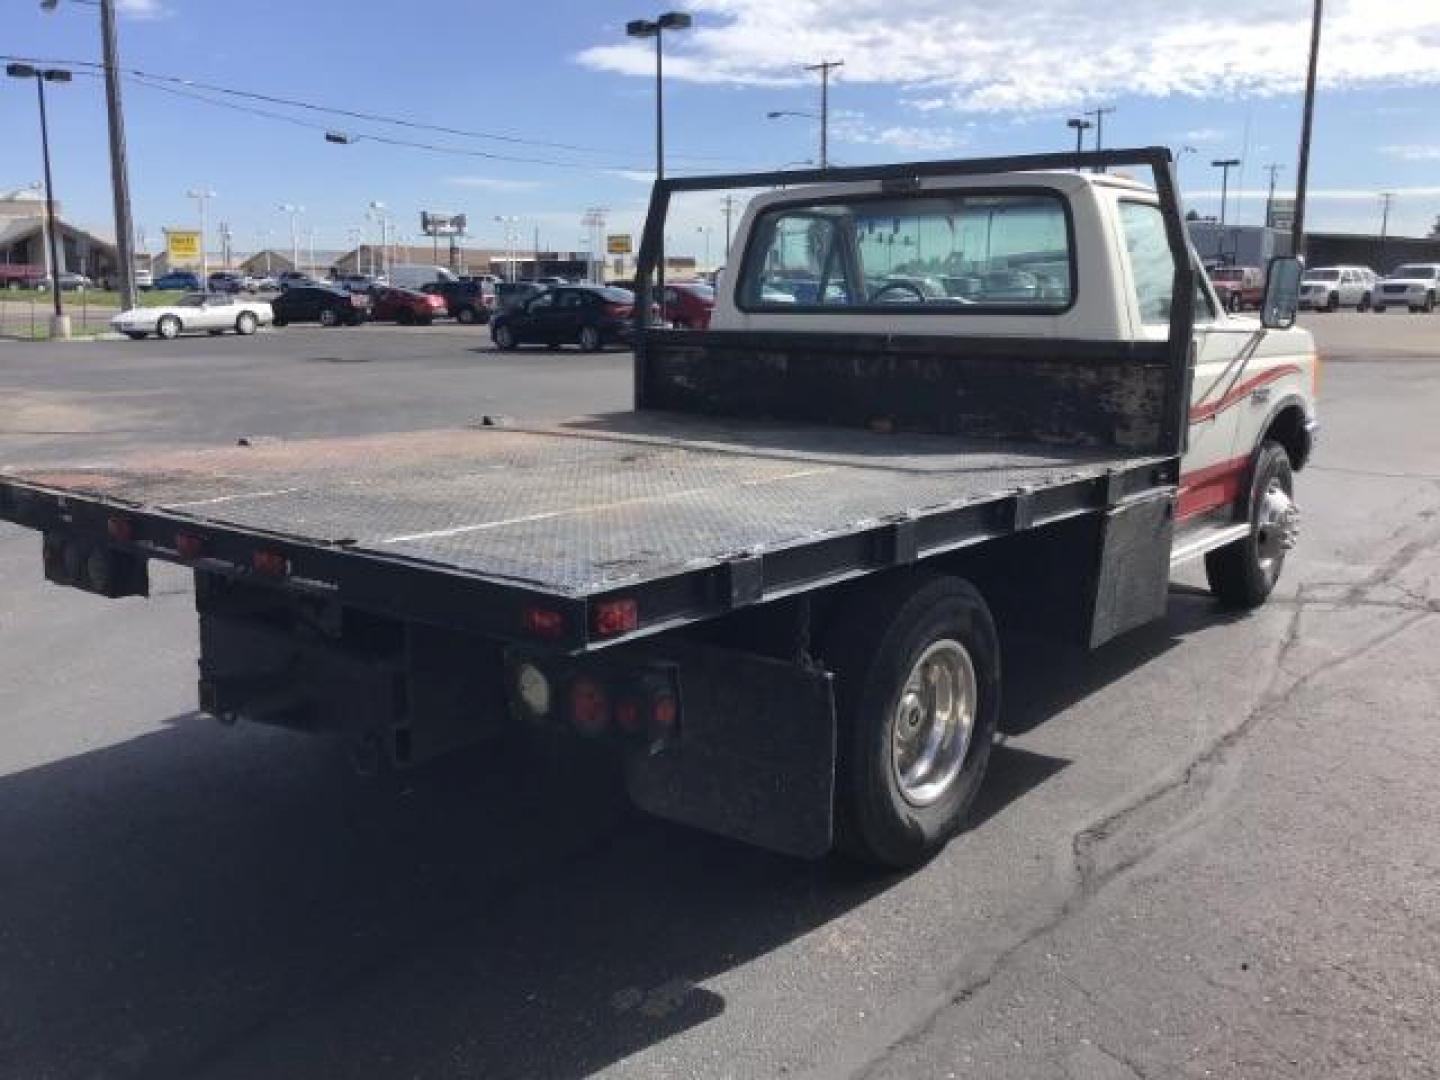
{"left": 0, "top": 52, "right": 731, "bottom": 162}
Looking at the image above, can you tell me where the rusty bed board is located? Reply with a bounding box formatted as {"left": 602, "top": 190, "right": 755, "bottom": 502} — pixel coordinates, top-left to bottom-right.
{"left": 3, "top": 412, "right": 1160, "bottom": 596}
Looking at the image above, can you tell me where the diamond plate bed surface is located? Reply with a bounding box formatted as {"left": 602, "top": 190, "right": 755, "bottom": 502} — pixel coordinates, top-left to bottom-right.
{"left": 5, "top": 412, "right": 1157, "bottom": 596}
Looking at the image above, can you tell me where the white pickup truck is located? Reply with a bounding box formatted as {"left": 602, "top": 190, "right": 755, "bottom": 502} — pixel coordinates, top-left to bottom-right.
{"left": 0, "top": 148, "right": 1316, "bottom": 870}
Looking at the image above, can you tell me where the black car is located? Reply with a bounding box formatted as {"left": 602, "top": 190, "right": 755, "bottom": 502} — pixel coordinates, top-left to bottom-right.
{"left": 421, "top": 280, "right": 493, "bottom": 324}
{"left": 490, "top": 285, "right": 636, "bottom": 351}
{"left": 270, "top": 285, "right": 369, "bottom": 327}
{"left": 494, "top": 281, "right": 544, "bottom": 310}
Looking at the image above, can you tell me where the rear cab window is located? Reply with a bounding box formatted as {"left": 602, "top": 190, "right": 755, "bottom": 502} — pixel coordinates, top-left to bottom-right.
{"left": 736, "top": 190, "right": 1075, "bottom": 313}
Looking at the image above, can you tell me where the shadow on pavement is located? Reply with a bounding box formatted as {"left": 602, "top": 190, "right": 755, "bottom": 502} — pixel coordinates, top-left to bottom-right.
{"left": 0, "top": 586, "right": 1240, "bottom": 1079}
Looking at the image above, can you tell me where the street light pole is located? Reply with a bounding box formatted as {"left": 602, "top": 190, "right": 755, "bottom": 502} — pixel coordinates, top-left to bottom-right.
{"left": 1066, "top": 117, "right": 1092, "bottom": 161}
{"left": 186, "top": 188, "right": 215, "bottom": 283}
{"left": 1292, "top": 0, "right": 1323, "bottom": 258}
{"left": 1378, "top": 191, "right": 1395, "bottom": 270}
{"left": 1211, "top": 158, "right": 1241, "bottom": 264}
{"left": 626, "top": 10, "right": 692, "bottom": 313}
{"left": 278, "top": 204, "right": 303, "bottom": 273}
{"left": 7, "top": 63, "right": 71, "bottom": 336}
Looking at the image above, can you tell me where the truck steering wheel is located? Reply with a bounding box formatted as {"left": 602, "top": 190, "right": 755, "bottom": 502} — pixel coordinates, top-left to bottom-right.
{"left": 869, "top": 281, "right": 928, "bottom": 304}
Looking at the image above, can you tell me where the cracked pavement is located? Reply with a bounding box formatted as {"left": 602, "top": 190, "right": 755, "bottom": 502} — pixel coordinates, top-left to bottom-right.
{"left": 0, "top": 315, "right": 1436, "bottom": 1079}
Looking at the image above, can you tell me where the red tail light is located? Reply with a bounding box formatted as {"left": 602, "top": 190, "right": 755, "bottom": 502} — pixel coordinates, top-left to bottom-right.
{"left": 569, "top": 677, "right": 609, "bottom": 735}
{"left": 106, "top": 515, "right": 134, "bottom": 544}
{"left": 523, "top": 605, "right": 567, "bottom": 639}
{"left": 252, "top": 550, "right": 288, "bottom": 577}
{"left": 175, "top": 532, "right": 205, "bottom": 559}
{"left": 427, "top": 295, "right": 445, "bottom": 308}
{"left": 592, "top": 598, "right": 639, "bottom": 638}
{"left": 651, "top": 692, "right": 679, "bottom": 735}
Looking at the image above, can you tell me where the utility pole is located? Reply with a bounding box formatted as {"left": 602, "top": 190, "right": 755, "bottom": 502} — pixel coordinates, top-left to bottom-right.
{"left": 1378, "top": 192, "right": 1395, "bottom": 270}
{"left": 1263, "top": 163, "right": 1284, "bottom": 228}
{"left": 1292, "top": 0, "right": 1323, "bottom": 259}
{"left": 1083, "top": 105, "right": 1116, "bottom": 171}
{"left": 219, "top": 221, "right": 232, "bottom": 269}
{"left": 804, "top": 59, "right": 843, "bottom": 169}
{"left": 187, "top": 188, "right": 215, "bottom": 282}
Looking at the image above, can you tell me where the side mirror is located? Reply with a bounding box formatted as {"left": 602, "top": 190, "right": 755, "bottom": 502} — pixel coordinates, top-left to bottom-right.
{"left": 1261, "top": 256, "right": 1302, "bottom": 329}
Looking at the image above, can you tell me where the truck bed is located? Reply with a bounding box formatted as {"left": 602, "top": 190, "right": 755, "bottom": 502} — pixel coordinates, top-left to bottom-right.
{"left": 1, "top": 411, "right": 1172, "bottom": 648}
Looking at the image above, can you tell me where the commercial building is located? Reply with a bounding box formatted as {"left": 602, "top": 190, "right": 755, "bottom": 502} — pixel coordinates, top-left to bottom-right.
{"left": 0, "top": 185, "right": 119, "bottom": 283}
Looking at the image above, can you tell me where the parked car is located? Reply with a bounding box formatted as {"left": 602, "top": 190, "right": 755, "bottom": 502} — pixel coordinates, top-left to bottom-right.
{"left": 134, "top": 267, "right": 154, "bottom": 290}
{"left": 1207, "top": 265, "right": 1265, "bottom": 312}
{"left": 459, "top": 273, "right": 501, "bottom": 288}
{"left": 490, "top": 285, "right": 636, "bottom": 351}
{"left": 663, "top": 282, "right": 716, "bottom": 329}
{"left": 1298, "top": 266, "right": 1373, "bottom": 311}
{"left": 0, "top": 263, "right": 44, "bottom": 290}
{"left": 111, "top": 292, "right": 273, "bottom": 340}
{"left": 1373, "top": 264, "right": 1440, "bottom": 313}
{"left": 368, "top": 286, "right": 446, "bottom": 325}
{"left": 277, "top": 270, "right": 321, "bottom": 291}
{"left": 421, "top": 280, "right": 494, "bottom": 323}
{"left": 34, "top": 271, "right": 92, "bottom": 292}
{"left": 152, "top": 270, "right": 201, "bottom": 292}
{"left": 250, "top": 274, "right": 280, "bottom": 291}
{"left": 388, "top": 264, "right": 458, "bottom": 290}
{"left": 207, "top": 271, "right": 248, "bottom": 294}
{"left": 270, "top": 284, "right": 369, "bottom": 326}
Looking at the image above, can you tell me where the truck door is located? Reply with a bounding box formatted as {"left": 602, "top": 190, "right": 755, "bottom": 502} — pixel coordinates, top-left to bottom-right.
{"left": 1116, "top": 201, "right": 1247, "bottom": 524}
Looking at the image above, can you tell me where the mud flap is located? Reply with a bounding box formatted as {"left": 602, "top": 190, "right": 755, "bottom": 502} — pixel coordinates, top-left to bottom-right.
{"left": 625, "top": 641, "right": 836, "bottom": 859}
{"left": 1088, "top": 491, "right": 1177, "bottom": 647}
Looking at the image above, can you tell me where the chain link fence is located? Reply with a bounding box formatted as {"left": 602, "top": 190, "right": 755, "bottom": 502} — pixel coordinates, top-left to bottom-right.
{"left": 0, "top": 289, "right": 118, "bottom": 340}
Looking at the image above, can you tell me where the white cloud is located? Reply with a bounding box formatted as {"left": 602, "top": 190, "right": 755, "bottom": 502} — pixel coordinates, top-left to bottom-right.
{"left": 444, "top": 176, "right": 545, "bottom": 191}
{"left": 1189, "top": 186, "right": 1440, "bottom": 200}
{"left": 117, "top": 0, "right": 166, "bottom": 18}
{"left": 1181, "top": 128, "right": 1228, "bottom": 145}
{"left": 577, "top": 1, "right": 1440, "bottom": 113}
{"left": 1382, "top": 144, "right": 1440, "bottom": 161}
{"left": 831, "top": 113, "right": 969, "bottom": 153}
{"left": 607, "top": 169, "right": 656, "bottom": 183}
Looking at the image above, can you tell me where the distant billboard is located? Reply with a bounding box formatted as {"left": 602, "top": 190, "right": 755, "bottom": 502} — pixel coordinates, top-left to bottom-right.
{"left": 421, "top": 212, "right": 467, "bottom": 237}
{"left": 165, "top": 229, "right": 201, "bottom": 265}
{"left": 606, "top": 233, "right": 633, "bottom": 255}
{"left": 1267, "top": 197, "right": 1296, "bottom": 232}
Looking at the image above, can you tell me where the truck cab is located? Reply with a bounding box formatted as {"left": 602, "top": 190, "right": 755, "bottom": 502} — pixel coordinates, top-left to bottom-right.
{"left": 709, "top": 168, "right": 1318, "bottom": 576}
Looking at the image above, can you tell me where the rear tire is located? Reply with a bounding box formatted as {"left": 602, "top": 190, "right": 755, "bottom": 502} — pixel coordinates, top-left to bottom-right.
{"left": 1205, "top": 441, "right": 1297, "bottom": 610}
{"left": 1358, "top": 292, "right": 1371, "bottom": 312}
{"left": 492, "top": 324, "right": 516, "bottom": 350}
{"left": 456, "top": 306, "right": 476, "bottom": 324}
{"left": 319, "top": 308, "right": 339, "bottom": 327}
{"left": 1373, "top": 304, "right": 1386, "bottom": 314}
{"left": 235, "top": 311, "right": 258, "bottom": 335}
{"left": 578, "top": 325, "right": 602, "bottom": 352}
{"left": 1425, "top": 292, "right": 1437, "bottom": 314}
{"left": 156, "top": 314, "right": 181, "bottom": 340}
{"left": 821, "top": 573, "right": 1000, "bottom": 869}
{"left": 1325, "top": 292, "right": 1339, "bottom": 312}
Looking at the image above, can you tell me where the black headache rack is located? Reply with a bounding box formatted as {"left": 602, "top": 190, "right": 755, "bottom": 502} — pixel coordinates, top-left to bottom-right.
{"left": 632, "top": 145, "right": 1197, "bottom": 459}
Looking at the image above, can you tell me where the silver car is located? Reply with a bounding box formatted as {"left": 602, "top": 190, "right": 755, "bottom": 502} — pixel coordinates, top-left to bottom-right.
{"left": 1374, "top": 264, "right": 1440, "bottom": 313}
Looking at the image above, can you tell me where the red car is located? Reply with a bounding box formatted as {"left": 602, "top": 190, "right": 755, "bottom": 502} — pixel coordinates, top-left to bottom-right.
{"left": 663, "top": 282, "right": 715, "bottom": 329}
{"left": 368, "top": 286, "right": 446, "bottom": 325}
{"left": 1207, "top": 266, "right": 1265, "bottom": 313}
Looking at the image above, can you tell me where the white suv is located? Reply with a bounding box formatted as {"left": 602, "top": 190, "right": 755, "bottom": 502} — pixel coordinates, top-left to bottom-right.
{"left": 1299, "top": 265, "right": 1374, "bottom": 311}
{"left": 1374, "top": 263, "right": 1440, "bottom": 313}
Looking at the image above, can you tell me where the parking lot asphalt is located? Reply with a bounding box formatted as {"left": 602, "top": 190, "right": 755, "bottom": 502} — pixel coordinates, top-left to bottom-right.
{"left": 0, "top": 313, "right": 1437, "bottom": 1079}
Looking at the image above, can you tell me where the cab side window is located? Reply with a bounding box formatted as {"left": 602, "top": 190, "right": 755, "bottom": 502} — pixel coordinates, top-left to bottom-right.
{"left": 1118, "top": 201, "right": 1214, "bottom": 325}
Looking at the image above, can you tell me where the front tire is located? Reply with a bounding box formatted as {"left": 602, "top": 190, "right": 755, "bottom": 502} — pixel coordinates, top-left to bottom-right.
{"left": 456, "top": 306, "right": 477, "bottom": 325}
{"left": 1358, "top": 292, "right": 1371, "bottom": 312}
{"left": 822, "top": 573, "right": 1000, "bottom": 869}
{"left": 1325, "top": 292, "right": 1339, "bottom": 312}
{"left": 1205, "top": 441, "right": 1297, "bottom": 609}
{"left": 1425, "top": 292, "right": 1437, "bottom": 314}
{"left": 319, "top": 308, "right": 339, "bottom": 327}
{"left": 578, "top": 325, "right": 602, "bottom": 352}
{"left": 156, "top": 314, "right": 181, "bottom": 340}
{"left": 235, "top": 312, "right": 258, "bottom": 335}
{"left": 492, "top": 323, "right": 516, "bottom": 350}
{"left": 1373, "top": 304, "right": 1386, "bottom": 314}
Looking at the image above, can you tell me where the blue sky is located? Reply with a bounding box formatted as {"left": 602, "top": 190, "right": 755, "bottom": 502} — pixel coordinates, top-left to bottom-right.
{"left": 4, "top": 0, "right": 1438, "bottom": 261}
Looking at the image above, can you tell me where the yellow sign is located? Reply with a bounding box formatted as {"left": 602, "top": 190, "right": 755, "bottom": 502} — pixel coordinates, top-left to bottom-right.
{"left": 606, "top": 233, "right": 633, "bottom": 255}
{"left": 165, "top": 229, "right": 201, "bottom": 264}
